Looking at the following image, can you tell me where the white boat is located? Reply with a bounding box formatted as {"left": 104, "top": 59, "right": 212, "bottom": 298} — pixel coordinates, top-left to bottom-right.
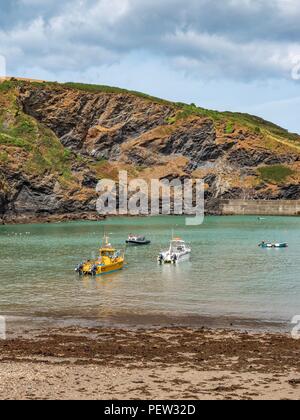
{"left": 158, "top": 238, "right": 191, "bottom": 264}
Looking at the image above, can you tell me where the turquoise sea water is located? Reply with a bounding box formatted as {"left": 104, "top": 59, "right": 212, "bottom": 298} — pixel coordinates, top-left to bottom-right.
{"left": 0, "top": 216, "right": 299, "bottom": 328}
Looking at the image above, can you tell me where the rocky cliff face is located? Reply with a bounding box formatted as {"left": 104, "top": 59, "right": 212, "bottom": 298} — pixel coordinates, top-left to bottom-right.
{"left": 0, "top": 79, "right": 299, "bottom": 223}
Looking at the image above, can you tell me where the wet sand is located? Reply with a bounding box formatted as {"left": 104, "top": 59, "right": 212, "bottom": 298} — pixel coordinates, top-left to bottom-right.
{"left": 1, "top": 326, "right": 300, "bottom": 400}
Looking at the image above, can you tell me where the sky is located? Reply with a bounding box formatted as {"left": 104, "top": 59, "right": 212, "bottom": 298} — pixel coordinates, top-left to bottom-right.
{"left": 0, "top": 0, "right": 300, "bottom": 133}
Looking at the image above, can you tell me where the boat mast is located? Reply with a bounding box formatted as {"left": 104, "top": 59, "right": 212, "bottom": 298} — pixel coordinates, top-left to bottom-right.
{"left": 102, "top": 225, "right": 110, "bottom": 248}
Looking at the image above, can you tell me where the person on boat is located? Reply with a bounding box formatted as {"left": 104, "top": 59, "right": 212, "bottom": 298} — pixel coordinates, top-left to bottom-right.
{"left": 171, "top": 254, "right": 178, "bottom": 264}
{"left": 75, "top": 263, "right": 83, "bottom": 273}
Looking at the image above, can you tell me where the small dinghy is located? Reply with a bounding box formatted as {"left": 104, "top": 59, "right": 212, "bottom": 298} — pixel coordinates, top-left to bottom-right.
{"left": 126, "top": 234, "right": 151, "bottom": 246}
{"left": 259, "top": 241, "right": 288, "bottom": 249}
{"left": 158, "top": 238, "right": 191, "bottom": 264}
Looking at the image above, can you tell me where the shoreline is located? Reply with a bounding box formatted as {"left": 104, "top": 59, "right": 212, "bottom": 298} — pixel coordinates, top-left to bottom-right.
{"left": 0, "top": 212, "right": 105, "bottom": 226}
{"left": 1, "top": 210, "right": 300, "bottom": 226}
{"left": 1, "top": 325, "right": 300, "bottom": 400}
{"left": 5, "top": 312, "right": 292, "bottom": 337}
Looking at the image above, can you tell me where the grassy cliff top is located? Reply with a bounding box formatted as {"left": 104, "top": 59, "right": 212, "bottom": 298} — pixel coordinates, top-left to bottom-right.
{"left": 1, "top": 77, "right": 300, "bottom": 154}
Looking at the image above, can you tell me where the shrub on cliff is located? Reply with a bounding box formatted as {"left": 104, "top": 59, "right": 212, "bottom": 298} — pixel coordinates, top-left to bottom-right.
{"left": 258, "top": 165, "right": 294, "bottom": 184}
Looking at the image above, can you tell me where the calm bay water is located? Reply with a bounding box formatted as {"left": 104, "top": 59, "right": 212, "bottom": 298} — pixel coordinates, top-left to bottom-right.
{"left": 0, "top": 216, "right": 299, "bottom": 329}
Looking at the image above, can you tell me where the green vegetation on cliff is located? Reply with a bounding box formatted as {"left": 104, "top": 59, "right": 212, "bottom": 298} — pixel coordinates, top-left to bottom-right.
{"left": 64, "top": 82, "right": 173, "bottom": 106}
{"left": 258, "top": 165, "right": 295, "bottom": 184}
{"left": 0, "top": 84, "right": 74, "bottom": 181}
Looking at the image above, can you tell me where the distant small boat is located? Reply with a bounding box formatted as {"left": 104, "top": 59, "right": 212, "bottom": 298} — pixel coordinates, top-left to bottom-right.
{"left": 259, "top": 242, "right": 288, "bottom": 249}
{"left": 158, "top": 238, "right": 191, "bottom": 264}
{"left": 126, "top": 234, "right": 151, "bottom": 246}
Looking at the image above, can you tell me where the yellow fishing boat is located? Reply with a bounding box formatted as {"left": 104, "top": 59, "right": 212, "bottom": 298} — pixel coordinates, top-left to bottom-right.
{"left": 75, "top": 235, "right": 126, "bottom": 276}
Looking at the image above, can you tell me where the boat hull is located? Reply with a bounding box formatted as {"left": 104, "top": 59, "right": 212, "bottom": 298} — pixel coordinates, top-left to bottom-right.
{"left": 126, "top": 240, "right": 151, "bottom": 246}
{"left": 159, "top": 251, "right": 191, "bottom": 264}
{"left": 259, "top": 243, "right": 288, "bottom": 249}
{"left": 80, "top": 260, "right": 125, "bottom": 276}
{"left": 96, "top": 265, "right": 124, "bottom": 276}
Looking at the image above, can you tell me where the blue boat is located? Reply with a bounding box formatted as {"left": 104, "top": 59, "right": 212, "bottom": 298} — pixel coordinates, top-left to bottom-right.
{"left": 259, "top": 242, "right": 288, "bottom": 249}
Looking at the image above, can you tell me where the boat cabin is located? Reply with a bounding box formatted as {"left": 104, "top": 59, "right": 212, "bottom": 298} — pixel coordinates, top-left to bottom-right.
{"left": 170, "top": 239, "right": 186, "bottom": 252}
{"left": 100, "top": 247, "right": 116, "bottom": 257}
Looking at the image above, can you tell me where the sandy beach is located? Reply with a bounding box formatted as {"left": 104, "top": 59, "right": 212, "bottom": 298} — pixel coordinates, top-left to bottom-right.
{"left": 1, "top": 326, "right": 300, "bottom": 400}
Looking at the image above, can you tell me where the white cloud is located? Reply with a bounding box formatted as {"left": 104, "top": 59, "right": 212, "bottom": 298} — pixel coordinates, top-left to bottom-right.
{"left": 276, "top": 0, "right": 300, "bottom": 16}
{"left": 0, "top": 0, "right": 300, "bottom": 80}
{"left": 165, "top": 29, "right": 300, "bottom": 80}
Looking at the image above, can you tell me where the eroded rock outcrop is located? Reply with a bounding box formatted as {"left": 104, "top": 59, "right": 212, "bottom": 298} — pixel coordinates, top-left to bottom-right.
{"left": 0, "top": 80, "right": 299, "bottom": 222}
